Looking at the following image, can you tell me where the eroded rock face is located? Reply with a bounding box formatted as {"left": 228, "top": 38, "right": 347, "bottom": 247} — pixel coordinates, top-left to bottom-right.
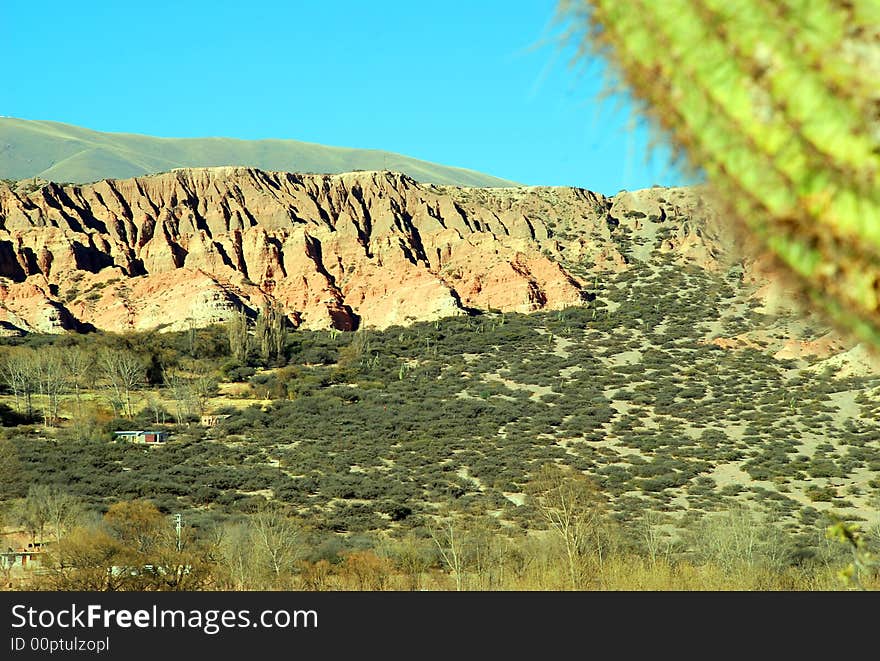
{"left": 0, "top": 168, "right": 727, "bottom": 333}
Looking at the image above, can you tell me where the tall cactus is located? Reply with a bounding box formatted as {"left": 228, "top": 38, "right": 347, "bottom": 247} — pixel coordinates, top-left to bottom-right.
{"left": 565, "top": 1, "right": 880, "bottom": 346}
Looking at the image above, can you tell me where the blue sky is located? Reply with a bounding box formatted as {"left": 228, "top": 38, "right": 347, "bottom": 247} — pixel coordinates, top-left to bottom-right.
{"left": 6, "top": 1, "right": 691, "bottom": 193}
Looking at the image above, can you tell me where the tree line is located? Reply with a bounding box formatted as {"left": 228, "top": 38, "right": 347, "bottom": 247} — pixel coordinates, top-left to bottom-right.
{"left": 0, "top": 344, "right": 213, "bottom": 426}
{"left": 0, "top": 301, "right": 289, "bottom": 427}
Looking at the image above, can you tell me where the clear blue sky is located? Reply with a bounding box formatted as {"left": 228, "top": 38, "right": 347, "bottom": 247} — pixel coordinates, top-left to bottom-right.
{"left": 5, "top": 1, "right": 692, "bottom": 194}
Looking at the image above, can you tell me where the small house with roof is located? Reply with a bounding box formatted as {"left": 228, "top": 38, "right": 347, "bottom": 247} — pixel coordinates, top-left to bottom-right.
{"left": 114, "top": 430, "right": 170, "bottom": 444}
{"left": 1, "top": 541, "right": 47, "bottom": 571}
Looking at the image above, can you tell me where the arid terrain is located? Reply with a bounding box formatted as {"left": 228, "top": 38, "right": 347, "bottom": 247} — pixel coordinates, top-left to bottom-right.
{"left": 0, "top": 168, "right": 877, "bottom": 590}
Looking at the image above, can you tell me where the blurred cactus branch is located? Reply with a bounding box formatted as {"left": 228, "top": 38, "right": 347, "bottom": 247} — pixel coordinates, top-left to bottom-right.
{"left": 561, "top": 0, "right": 880, "bottom": 348}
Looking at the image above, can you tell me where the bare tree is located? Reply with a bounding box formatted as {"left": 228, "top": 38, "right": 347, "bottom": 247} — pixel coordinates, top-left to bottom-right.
{"left": 36, "top": 348, "right": 68, "bottom": 426}
{"left": 385, "top": 533, "right": 432, "bottom": 591}
{"left": 20, "top": 485, "right": 86, "bottom": 544}
{"left": 39, "top": 503, "right": 216, "bottom": 591}
{"left": 0, "top": 347, "right": 65, "bottom": 425}
{"left": 248, "top": 506, "right": 304, "bottom": 587}
{"left": 61, "top": 346, "right": 95, "bottom": 419}
{"left": 467, "top": 520, "right": 514, "bottom": 590}
{"left": 428, "top": 513, "right": 472, "bottom": 591}
{"left": 338, "top": 550, "right": 394, "bottom": 591}
{"left": 0, "top": 350, "right": 23, "bottom": 414}
{"left": 0, "top": 347, "right": 38, "bottom": 417}
{"left": 37, "top": 525, "right": 129, "bottom": 591}
{"left": 185, "top": 317, "right": 197, "bottom": 356}
{"left": 217, "top": 521, "right": 254, "bottom": 589}
{"left": 299, "top": 559, "right": 334, "bottom": 591}
{"left": 145, "top": 395, "right": 168, "bottom": 425}
{"left": 99, "top": 349, "right": 145, "bottom": 418}
{"left": 526, "top": 463, "right": 608, "bottom": 589}
{"left": 14, "top": 486, "right": 54, "bottom": 546}
{"left": 686, "top": 506, "right": 788, "bottom": 575}
{"left": 162, "top": 366, "right": 193, "bottom": 424}
{"left": 639, "top": 511, "right": 674, "bottom": 567}
{"left": 192, "top": 373, "right": 218, "bottom": 418}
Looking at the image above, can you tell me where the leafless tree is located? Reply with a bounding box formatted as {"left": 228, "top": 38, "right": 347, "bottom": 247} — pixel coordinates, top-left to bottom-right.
{"left": 61, "top": 346, "right": 95, "bottom": 418}
{"left": 217, "top": 521, "right": 254, "bottom": 589}
{"left": 192, "top": 373, "right": 218, "bottom": 417}
{"left": 99, "top": 349, "right": 145, "bottom": 418}
{"left": 526, "top": 463, "right": 609, "bottom": 589}
{"left": 0, "top": 347, "right": 38, "bottom": 417}
{"left": 36, "top": 348, "right": 68, "bottom": 426}
{"left": 686, "top": 506, "right": 789, "bottom": 575}
{"left": 103, "top": 500, "right": 168, "bottom": 555}
{"left": 384, "top": 533, "right": 432, "bottom": 591}
{"left": 145, "top": 395, "right": 167, "bottom": 425}
{"left": 428, "top": 513, "right": 471, "bottom": 591}
{"left": 22, "top": 485, "right": 86, "bottom": 543}
{"left": 14, "top": 486, "right": 52, "bottom": 546}
{"left": 467, "top": 521, "right": 516, "bottom": 590}
{"left": 185, "top": 317, "right": 197, "bottom": 356}
{"left": 162, "top": 366, "right": 193, "bottom": 424}
{"left": 639, "top": 510, "right": 674, "bottom": 567}
{"left": 249, "top": 507, "right": 303, "bottom": 585}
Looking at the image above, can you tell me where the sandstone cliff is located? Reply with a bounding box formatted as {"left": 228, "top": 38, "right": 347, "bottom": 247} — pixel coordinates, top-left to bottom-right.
{"left": 0, "top": 168, "right": 728, "bottom": 333}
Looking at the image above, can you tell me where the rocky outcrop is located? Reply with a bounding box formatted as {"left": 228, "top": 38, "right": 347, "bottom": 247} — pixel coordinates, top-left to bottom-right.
{"left": 0, "top": 168, "right": 728, "bottom": 333}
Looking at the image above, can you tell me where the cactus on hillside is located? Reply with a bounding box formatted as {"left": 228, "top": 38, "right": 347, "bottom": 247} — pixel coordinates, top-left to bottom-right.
{"left": 565, "top": 1, "right": 880, "bottom": 346}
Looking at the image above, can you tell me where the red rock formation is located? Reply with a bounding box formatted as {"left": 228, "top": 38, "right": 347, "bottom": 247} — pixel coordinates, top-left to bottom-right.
{"left": 0, "top": 168, "right": 728, "bottom": 333}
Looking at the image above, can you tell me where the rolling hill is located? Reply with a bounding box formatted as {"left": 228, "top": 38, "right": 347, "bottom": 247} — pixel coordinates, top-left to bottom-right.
{"left": 0, "top": 118, "right": 517, "bottom": 187}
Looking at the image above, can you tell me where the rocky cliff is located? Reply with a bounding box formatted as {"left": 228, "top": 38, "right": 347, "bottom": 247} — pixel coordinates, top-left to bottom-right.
{"left": 0, "top": 167, "right": 730, "bottom": 333}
